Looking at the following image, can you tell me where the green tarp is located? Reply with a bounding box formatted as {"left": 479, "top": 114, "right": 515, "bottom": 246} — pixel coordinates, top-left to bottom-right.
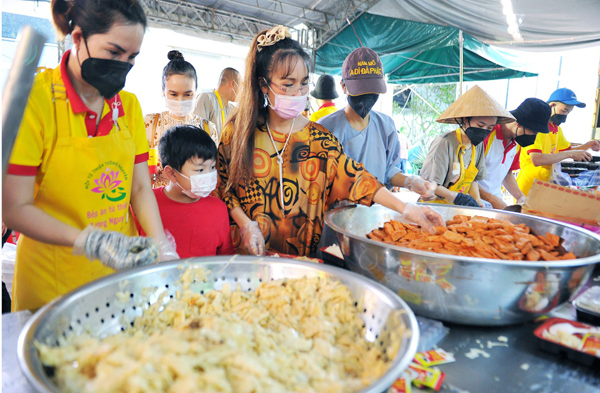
{"left": 315, "top": 14, "right": 537, "bottom": 84}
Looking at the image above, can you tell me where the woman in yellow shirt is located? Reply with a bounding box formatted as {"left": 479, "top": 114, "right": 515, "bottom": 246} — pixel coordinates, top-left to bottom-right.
{"left": 3, "top": 0, "right": 175, "bottom": 311}
{"left": 218, "top": 25, "right": 444, "bottom": 256}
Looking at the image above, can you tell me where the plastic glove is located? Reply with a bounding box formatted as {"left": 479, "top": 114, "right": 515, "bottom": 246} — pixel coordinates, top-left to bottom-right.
{"left": 516, "top": 195, "right": 527, "bottom": 205}
{"left": 159, "top": 230, "right": 180, "bottom": 261}
{"left": 453, "top": 193, "right": 480, "bottom": 207}
{"left": 73, "top": 226, "right": 160, "bottom": 270}
{"left": 240, "top": 221, "right": 265, "bottom": 256}
{"left": 405, "top": 175, "right": 437, "bottom": 201}
{"left": 401, "top": 203, "right": 445, "bottom": 235}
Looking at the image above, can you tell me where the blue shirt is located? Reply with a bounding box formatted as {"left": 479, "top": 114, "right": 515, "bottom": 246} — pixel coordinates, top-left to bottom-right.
{"left": 318, "top": 109, "right": 401, "bottom": 188}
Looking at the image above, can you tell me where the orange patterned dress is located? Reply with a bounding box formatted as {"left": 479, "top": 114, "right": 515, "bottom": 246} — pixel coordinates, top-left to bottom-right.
{"left": 218, "top": 121, "right": 384, "bottom": 256}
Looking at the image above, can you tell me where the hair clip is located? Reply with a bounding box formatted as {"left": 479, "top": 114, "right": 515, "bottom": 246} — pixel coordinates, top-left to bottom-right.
{"left": 257, "top": 25, "right": 290, "bottom": 52}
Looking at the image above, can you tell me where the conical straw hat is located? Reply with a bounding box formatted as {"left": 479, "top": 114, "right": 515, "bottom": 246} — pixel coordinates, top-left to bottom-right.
{"left": 436, "top": 85, "right": 515, "bottom": 124}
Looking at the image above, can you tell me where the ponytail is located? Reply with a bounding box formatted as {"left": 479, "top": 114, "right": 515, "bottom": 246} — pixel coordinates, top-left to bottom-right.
{"left": 51, "top": 0, "right": 77, "bottom": 38}
{"left": 50, "top": 0, "right": 147, "bottom": 39}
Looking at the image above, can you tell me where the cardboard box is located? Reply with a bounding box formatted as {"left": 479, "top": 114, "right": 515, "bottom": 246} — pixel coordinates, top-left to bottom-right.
{"left": 523, "top": 180, "right": 600, "bottom": 227}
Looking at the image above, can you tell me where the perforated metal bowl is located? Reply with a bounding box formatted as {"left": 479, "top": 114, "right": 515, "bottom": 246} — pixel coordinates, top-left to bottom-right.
{"left": 18, "top": 256, "right": 419, "bottom": 393}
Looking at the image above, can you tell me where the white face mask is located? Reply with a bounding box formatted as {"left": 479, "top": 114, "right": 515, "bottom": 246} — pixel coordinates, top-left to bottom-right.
{"left": 231, "top": 80, "right": 240, "bottom": 103}
{"left": 165, "top": 98, "right": 196, "bottom": 117}
{"left": 175, "top": 170, "right": 218, "bottom": 199}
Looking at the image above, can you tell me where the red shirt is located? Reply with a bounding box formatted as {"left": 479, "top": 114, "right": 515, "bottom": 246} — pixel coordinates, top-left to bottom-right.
{"left": 142, "top": 188, "right": 234, "bottom": 258}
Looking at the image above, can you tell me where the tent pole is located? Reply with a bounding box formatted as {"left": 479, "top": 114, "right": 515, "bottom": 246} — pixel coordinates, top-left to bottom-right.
{"left": 459, "top": 30, "right": 464, "bottom": 96}
{"left": 505, "top": 78, "right": 510, "bottom": 108}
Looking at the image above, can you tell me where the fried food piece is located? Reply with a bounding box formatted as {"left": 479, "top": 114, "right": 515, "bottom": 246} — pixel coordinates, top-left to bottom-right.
{"left": 469, "top": 221, "right": 489, "bottom": 231}
{"left": 495, "top": 235, "right": 515, "bottom": 243}
{"left": 545, "top": 232, "right": 561, "bottom": 248}
{"left": 527, "top": 249, "right": 541, "bottom": 261}
{"left": 366, "top": 215, "right": 575, "bottom": 261}
{"left": 434, "top": 226, "right": 448, "bottom": 235}
{"left": 384, "top": 222, "right": 406, "bottom": 242}
{"left": 515, "top": 237, "right": 531, "bottom": 250}
{"left": 520, "top": 242, "right": 533, "bottom": 255}
{"left": 448, "top": 224, "right": 471, "bottom": 233}
{"left": 539, "top": 249, "right": 559, "bottom": 261}
{"left": 442, "top": 230, "right": 464, "bottom": 244}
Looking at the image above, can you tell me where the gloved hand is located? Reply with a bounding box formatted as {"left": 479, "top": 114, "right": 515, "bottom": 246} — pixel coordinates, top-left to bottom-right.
{"left": 240, "top": 221, "right": 265, "bottom": 256}
{"left": 516, "top": 195, "right": 527, "bottom": 205}
{"left": 405, "top": 175, "right": 437, "bottom": 201}
{"left": 159, "top": 230, "right": 180, "bottom": 261}
{"left": 401, "top": 203, "right": 445, "bottom": 234}
{"left": 73, "top": 226, "right": 160, "bottom": 270}
{"left": 453, "top": 193, "right": 480, "bottom": 207}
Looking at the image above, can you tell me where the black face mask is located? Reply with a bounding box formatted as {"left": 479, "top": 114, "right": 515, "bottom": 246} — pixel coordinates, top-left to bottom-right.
{"left": 464, "top": 127, "right": 490, "bottom": 146}
{"left": 515, "top": 133, "right": 537, "bottom": 147}
{"left": 78, "top": 37, "right": 133, "bottom": 99}
{"left": 550, "top": 113, "right": 567, "bottom": 126}
{"left": 347, "top": 93, "right": 379, "bottom": 119}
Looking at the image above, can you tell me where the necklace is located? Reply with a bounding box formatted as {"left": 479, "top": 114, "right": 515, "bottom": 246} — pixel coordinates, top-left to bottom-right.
{"left": 266, "top": 118, "right": 295, "bottom": 217}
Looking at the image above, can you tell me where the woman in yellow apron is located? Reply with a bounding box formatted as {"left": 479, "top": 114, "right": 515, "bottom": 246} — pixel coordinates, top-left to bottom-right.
{"left": 145, "top": 50, "right": 218, "bottom": 188}
{"left": 3, "top": 0, "right": 175, "bottom": 311}
{"left": 419, "top": 86, "right": 515, "bottom": 206}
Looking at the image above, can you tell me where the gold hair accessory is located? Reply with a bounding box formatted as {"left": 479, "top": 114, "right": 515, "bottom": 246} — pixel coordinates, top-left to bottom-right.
{"left": 257, "top": 25, "right": 291, "bottom": 52}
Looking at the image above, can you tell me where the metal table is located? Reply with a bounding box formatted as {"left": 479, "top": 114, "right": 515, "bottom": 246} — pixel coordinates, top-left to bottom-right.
{"left": 420, "top": 311, "right": 600, "bottom": 393}
{"left": 3, "top": 272, "right": 600, "bottom": 393}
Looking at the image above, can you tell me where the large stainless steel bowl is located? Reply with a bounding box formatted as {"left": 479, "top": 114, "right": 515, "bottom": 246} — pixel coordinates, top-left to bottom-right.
{"left": 18, "top": 256, "right": 418, "bottom": 393}
{"left": 325, "top": 204, "right": 600, "bottom": 326}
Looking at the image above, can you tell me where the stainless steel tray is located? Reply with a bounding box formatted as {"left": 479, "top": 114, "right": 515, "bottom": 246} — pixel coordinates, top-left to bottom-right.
{"left": 18, "top": 256, "right": 419, "bottom": 393}
{"left": 325, "top": 204, "right": 600, "bottom": 326}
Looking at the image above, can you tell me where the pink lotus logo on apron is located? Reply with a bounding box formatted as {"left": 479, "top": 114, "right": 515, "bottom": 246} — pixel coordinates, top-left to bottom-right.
{"left": 90, "top": 168, "right": 127, "bottom": 202}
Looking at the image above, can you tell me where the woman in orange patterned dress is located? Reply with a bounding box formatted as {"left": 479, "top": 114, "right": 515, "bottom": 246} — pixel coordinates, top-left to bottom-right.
{"left": 218, "top": 26, "right": 444, "bottom": 256}
{"left": 145, "top": 50, "right": 218, "bottom": 188}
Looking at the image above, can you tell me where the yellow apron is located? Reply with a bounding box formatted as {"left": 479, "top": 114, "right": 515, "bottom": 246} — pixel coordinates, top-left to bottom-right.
{"left": 12, "top": 67, "right": 137, "bottom": 311}
{"left": 429, "top": 128, "right": 479, "bottom": 205}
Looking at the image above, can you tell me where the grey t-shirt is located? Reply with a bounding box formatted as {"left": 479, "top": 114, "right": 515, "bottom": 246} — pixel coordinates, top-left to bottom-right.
{"left": 420, "top": 130, "right": 487, "bottom": 188}
{"left": 194, "top": 90, "right": 235, "bottom": 140}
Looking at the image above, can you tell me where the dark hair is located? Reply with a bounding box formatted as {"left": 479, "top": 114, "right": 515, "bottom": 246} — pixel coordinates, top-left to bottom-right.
{"left": 162, "top": 50, "right": 198, "bottom": 91}
{"left": 159, "top": 125, "right": 217, "bottom": 171}
{"left": 51, "top": 0, "right": 147, "bottom": 39}
{"left": 218, "top": 67, "right": 240, "bottom": 86}
{"left": 227, "top": 29, "right": 311, "bottom": 189}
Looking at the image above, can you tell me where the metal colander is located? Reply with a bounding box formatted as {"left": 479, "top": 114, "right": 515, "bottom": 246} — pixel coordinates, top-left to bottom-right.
{"left": 18, "top": 256, "right": 419, "bottom": 393}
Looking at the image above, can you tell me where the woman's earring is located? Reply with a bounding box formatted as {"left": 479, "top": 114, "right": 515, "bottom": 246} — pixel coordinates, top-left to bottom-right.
{"left": 263, "top": 92, "right": 268, "bottom": 108}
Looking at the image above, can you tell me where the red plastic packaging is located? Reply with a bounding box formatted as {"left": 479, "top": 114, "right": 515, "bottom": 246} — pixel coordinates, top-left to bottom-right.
{"left": 534, "top": 317, "right": 600, "bottom": 366}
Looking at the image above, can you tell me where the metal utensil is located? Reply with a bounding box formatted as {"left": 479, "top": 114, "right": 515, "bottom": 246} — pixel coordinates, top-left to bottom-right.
{"left": 503, "top": 204, "right": 522, "bottom": 212}
{"left": 325, "top": 204, "right": 600, "bottom": 326}
{"left": 2, "top": 26, "right": 46, "bottom": 180}
{"left": 18, "top": 256, "right": 419, "bottom": 393}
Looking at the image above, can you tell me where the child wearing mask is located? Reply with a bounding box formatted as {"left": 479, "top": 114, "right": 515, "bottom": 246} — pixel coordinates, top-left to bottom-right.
{"left": 145, "top": 50, "right": 218, "bottom": 188}
{"left": 140, "top": 125, "right": 234, "bottom": 257}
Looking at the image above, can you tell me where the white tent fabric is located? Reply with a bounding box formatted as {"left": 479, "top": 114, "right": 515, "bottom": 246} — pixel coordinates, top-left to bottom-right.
{"left": 368, "top": 0, "right": 600, "bottom": 51}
